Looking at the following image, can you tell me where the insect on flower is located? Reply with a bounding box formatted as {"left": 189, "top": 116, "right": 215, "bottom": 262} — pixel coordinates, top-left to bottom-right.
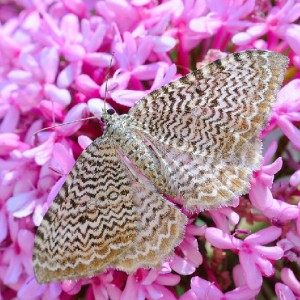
{"left": 33, "top": 50, "right": 288, "bottom": 284}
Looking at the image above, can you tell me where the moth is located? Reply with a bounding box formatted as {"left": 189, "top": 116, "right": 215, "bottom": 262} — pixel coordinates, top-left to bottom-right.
{"left": 33, "top": 50, "right": 288, "bottom": 283}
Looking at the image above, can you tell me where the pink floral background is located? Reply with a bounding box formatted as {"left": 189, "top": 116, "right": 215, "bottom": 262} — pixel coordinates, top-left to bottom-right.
{"left": 1, "top": 0, "right": 300, "bottom": 299}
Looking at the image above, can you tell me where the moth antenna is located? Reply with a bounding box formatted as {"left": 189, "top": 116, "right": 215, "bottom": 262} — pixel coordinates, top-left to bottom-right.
{"left": 33, "top": 116, "right": 97, "bottom": 136}
{"left": 103, "top": 53, "right": 115, "bottom": 113}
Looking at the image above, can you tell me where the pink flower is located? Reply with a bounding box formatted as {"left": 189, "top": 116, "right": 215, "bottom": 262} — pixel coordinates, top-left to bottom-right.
{"left": 205, "top": 226, "right": 283, "bottom": 290}
{"left": 17, "top": 276, "right": 62, "bottom": 300}
{"left": 0, "top": 218, "right": 34, "bottom": 285}
{"left": 170, "top": 219, "right": 205, "bottom": 275}
{"left": 249, "top": 142, "right": 299, "bottom": 224}
{"left": 209, "top": 207, "right": 240, "bottom": 234}
{"left": 232, "top": 0, "right": 300, "bottom": 50}
{"left": 180, "top": 276, "right": 259, "bottom": 300}
{"left": 86, "top": 271, "right": 123, "bottom": 300}
{"left": 275, "top": 268, "right": 300, "bottom": 300}
{"left": 120, "top": 269, "right": 180, "bottom": 300}
{"left": 190, "top": 0, "right": 255, "bottom": 49}
{"left": 278, "top": 230, "right": 300, "bottom": 265}
{"left": 270, "top": 80, "right": 300, "bottom": 151}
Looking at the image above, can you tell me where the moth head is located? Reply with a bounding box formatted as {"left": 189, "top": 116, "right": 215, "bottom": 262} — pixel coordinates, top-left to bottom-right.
{"left": 100, "top": 109, "right": 116, "bottom": 124}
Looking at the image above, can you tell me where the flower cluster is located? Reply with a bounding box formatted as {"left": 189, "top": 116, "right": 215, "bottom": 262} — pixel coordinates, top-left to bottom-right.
{"left": 1, "top": 1, "right": 300, "bottom": 299}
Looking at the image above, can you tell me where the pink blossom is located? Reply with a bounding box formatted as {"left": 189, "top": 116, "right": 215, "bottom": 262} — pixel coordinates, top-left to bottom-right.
{"left": 232, "top": 0, "right": 300, "bottom": 50}
{"left": 205, "top": 226, "right": 283, "bottom": 290}
{"left": 275, "top": 268, "right": 300, "bottom": 300}
{"left": 170, "top": 219, "right": 205, "bottom": 275}
{"left": 249, "top": 142, "right": 299, "bottom": 225}
{"left": 0, "top": 217, "right": 34, "bottom": 285}
{"left": 120, "top": 269, "right": 180, "bottom": 300}
{"left": 180, "top": 276, "right": 259, "bottom": 300}
{"left": 209, "top": 207, "right": 240, "bottom": 234}
{"left": 278, "top": 230, "right": 300, "bottom": 265}
{"left": 270, "top": 80, "right": 300, "bottom": 151}
{"left": 190, "top": 0, "right": 255, "bottom": 49}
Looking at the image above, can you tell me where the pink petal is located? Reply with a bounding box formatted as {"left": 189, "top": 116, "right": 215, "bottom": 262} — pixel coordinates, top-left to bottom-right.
{"left": 263, "top": 199, "right": 299, "bottom": 222}
{"left": 52, "top": 143, "right": 75, "bottom": 173}
{"left": 186, "top": 224, "right": 206, "bottom": 236}
{"left": 17, "top": 276, "right": 47, "bottom": 298}
{"left": 47, "top": 177, "right": 66, "bottom": 209}
{"left": 191, "top": 277, "right": 223, "bottom": 300}
{"left": 231, "top": 0, "right": 255, "bottom": 19}
{"left": 239, "top": 251, "right": 262, "bottom": 290}
{"left": 62, "top": 44, "right": 86, "bottom": 61}
{"left": 142, "top": 269, "right": 159, "bottom": 285}
{"left": 145, "top": 284, "right": 163, "bottom": 299}
{"left": 249, "top": 181, "right": 274, "bottom": 211}
{"left": 245, "top": 226, "right": 282, "bottom": 245}
{"left": 179, "top": 240, "right": 202, "bottom": 266}
{"left": 255, "top": 256, "right": 274, "bottom": 276}
{"left": 40, "top": 100, "right": 65, "bottom": 120}
{"left": 0, "top": 207, "right": 8, "bottom": 243}
{"left": 278, "top": 116, "right": 300, "bottom": 150}
{"left": 18, "top": 229, "right": 34, "bottom": 254}
{"left": 281, "top": 268, "right": 300, "bottom": 295}
{"left": 1, "top": 105, "right": 20, "bottom": 132}
{"left": 111, "top": 90, "right": 146, "bottom": 107}
{"left": 4, "top": 254, "right": 22, "bottom": 284}
{"left": 190, "top": 17, "right": 222, "bottom": 36}
{"left": 232, "top": 32, "right": 254, "bottom": 45}
{"left": 62, "top": 280, "right": 82, "bottom": 295}
{"left": 44, "top": 84, "right": 72, "bottom": 106}
{"left": 225, "top": 286, "right": 259, "bottom": 300}
{"left": 87, "top": 23, "right": 106, "bottom": 52}
{"left": 0, "top": 133, "right": 26, "bottom": 155}
{"left": 39, "top": 47, "right": 59, "bottom": 84}
{"left": 131, "top": 63, "right": 162, "bottom": 80}
{"left": 62, "top": 0, "right": 86, "bottom": 18}
{"left": 232, "top": 264, "right": 246, "bottom": 287}
{"left": 153, "top": 284, "right": 178, "bottom": 300}
{"left": 275, "top": 283, "right": 296, "bottom": 300}
{"left": 170, "top": 254, "right": 196, "bottom": 275}
{"left": 286, "top": 25, "right": 300, "bottom": 55}
{"left": 261, "top": 157, "right": 283, "bottom": 176}
{"left": 106, "top": 283, "right": 122, "bottom": 300}
{"left": 85, "top": 53, "right": 113, "bottom": 67}
{"left": 179, "top": 290, "right": 199, "bottom": 300}
{"left": 78, "top": 135, "right": 93, "bottom": 150}
{"left": 120, "top": 276, "right": 139, "bottom": 300}
{"left": 58, "top": 103, "right": 89, "bottom": 136}
{"left": 6, "top": 190, "right": 36, "bottom": 215}
{"left": 61, "top": 13, "right": 79, "bottom": 42}
{"left": 277, "top": 79, "right": 300, "bottom": 105}
{"left": 23, "top": 134, "right": 55, "bottom": 165}
{"left": 153, "top": 36, "right": 176, "bottom": 52}
{"left": 205, "top": 228, "right": 242, "bottom": 249}
{"left": 87, "top": 98, "right": 108, "bottom": 118}
{"left": 254, "top": 245, "right": 284, "bottom": 260}
{"left": 7, "top": 69, "right": 33, "bottom": 84}
{"left": 57, "top": 61, "right": 82, "bottom": 88}
{"left": 156, "top": 274, "right": 180, "bottom": 286}
{"left": 76, "top": 74, "right": 100, "bottom": 96}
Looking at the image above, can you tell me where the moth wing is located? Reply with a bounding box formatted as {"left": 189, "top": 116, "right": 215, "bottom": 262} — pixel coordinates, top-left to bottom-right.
{"left": 129, "top": 50, "right": 288, "bottom": 164}
{"left": 33, "top": 136, "right": 137, "bottom": 283}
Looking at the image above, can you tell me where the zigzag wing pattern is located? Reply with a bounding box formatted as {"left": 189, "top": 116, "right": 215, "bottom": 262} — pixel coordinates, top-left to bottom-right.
{"left": 129, "top": 50, "right": 288, "bottom": 209}
{"left": 113, "top": 170, "right": 187, "bottom": 272}
{"left": 33, "top": 137, "right": 137, "bottom": 283}
{"left": 129, "top": 50, "right": 288, "bottom": 164}
{"left": 140, "top": 131, "right": 259, "bottom": 210}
